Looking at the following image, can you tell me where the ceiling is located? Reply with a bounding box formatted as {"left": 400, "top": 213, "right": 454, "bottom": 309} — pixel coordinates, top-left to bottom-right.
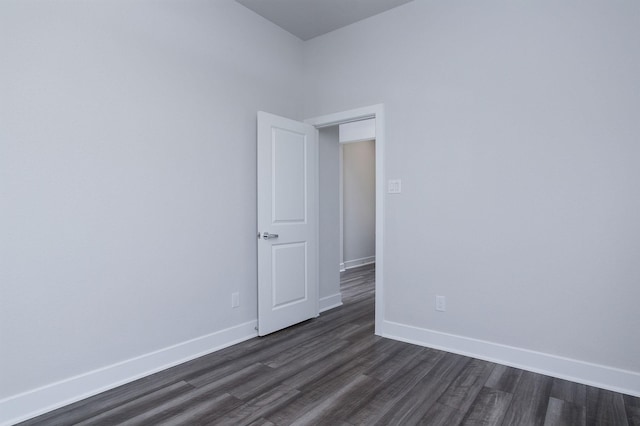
{"left": 235, "top": 0, "right": 415, "bottom": 41}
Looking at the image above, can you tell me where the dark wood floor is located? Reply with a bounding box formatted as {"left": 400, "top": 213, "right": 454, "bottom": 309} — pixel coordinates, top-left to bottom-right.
{"left": 21, "top": 264, "right": 640, "bottom": 425}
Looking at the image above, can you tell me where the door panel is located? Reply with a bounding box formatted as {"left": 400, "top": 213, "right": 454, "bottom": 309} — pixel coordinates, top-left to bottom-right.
{"left": 272, "top": 242, "right": 307, "bottom": 308}
{"left": 272, "top": 128, "right": 306, "bottom": 223}
{"left": 257, "top": 111, "right": 317, "bottom": 336}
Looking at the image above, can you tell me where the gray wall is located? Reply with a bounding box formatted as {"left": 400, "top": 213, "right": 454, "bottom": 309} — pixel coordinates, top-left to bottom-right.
{"left": 343, "top": 141, "right": 376, "bottom": 265}
{"left": 305, "top": 0, "right": 640, "bottom": 376}
{"left": 318, "top": 126, "right": 341, "bottom": 306}
{"left": 0, "top": 0, "right": 304, "bottom": 401}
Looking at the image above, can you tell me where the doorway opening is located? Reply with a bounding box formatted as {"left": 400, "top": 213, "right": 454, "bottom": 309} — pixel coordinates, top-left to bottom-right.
{"left": 306, "top": 104, "right": 385, "bottom": 335}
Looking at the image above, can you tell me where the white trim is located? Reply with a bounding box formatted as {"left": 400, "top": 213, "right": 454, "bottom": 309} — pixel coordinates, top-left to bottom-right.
{"left": 381, "top": 320, "right": 640, "bottom": 398}
{"left": 339, "top": 118, "right": 375, "bottom": 143}
{"left": 306, "top": 103, "right": 385, "bottom": 336}
{"left": 313, "top": 127, "right": 321, "bottom": 320}
{"left": 319, "top": 293, "right": 343, "bottom": 313}
{"left": 0, "top": 321, "right": 258, "bottom": 426}
{"left": 339, "top": 144, "right": 344, "bottom": 273}
{"left": 340, "top": 137, "right": 375, "bottom": 145}
{"left": 306, "top": 105, "right": 380, "bottom": 128}
{"left": 343, "top": 256, "right": 376, "bottom": 270}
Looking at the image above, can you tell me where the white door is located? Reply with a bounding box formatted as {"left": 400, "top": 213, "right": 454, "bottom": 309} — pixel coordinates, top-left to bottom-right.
{"left": 257, "top": 111, "right": 318, "bottom": 336}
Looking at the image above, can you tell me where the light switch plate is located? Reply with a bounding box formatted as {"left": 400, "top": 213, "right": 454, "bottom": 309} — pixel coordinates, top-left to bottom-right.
{"left": 436, "top": 295, "right": 446, "bottom": 312}
{"left": 388, "top": 179, "right": 402, "bottom": 194}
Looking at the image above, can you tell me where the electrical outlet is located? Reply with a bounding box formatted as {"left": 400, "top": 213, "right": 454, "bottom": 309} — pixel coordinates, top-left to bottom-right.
{"left": 435, "top": 295, "right": 446, "bottom": 312}
{"left": 231, "top": 292, "right": 240, "bottom": 308}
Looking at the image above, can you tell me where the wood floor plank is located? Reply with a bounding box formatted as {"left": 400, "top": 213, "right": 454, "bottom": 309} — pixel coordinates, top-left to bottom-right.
{"left": 179, "top": 356, "right": 256, "bottom": 389}
{"left": 438, "top": 358, "right": 496, "bottom": 409}
{"left": 288, "top": 374, "right": 379, "bottom": 425}
{"left": 261, "top": 327, "right": 350, "bottom": 370}
{"left": 461, "top": 386, "right": 513, "bottom": 426}
{"left": 484, "top": 363, "right": 523, "bottom": 394}
{"left": 123, "top": 392, "right": 241, "bottom": 426}
{"left": 211, "top": 384, "right": 301, "bottom": 426}
{"left": 419, "top": 402, "right": 459, "bottom": 426}
{"left": 347, "top": 347, "right": 445, "bottom": 424}
{"left": 335, "top": 320, "right": 375, "bottom": 342}
{"left": 364, "top": 343, "right": 427, "bottom": 382}
{"left": 500, "top": 370, "right": 553, "bottom": 426}
{"left": 229, "top": 338, "right": 351, "bottom": 401}
{"left": 421, "top": 358, "right": 496, "bottom": 424}
{"left": 292, "top": 338, "right": 395, "bottom": 395}
{"left": 373, "top": 352, "right": 471, "bottom": 425}
{"left": 266, "top": 373, "right": 377, "bottom": 425}
{"left": 550, "top": 377, "right": 587, "bottom": 406}
{"left": 247, "top": 419, "right": 276, "bottom": 426}
{"left": 186, "top": 362, "right": 272, "bottom": 390}
{"left": 116, "top": 364, "right": 265, "bottom": 425}
{"left": 280, "top": 334, "right": 389, "bottom": 392}
{"left": 586, "top": 387, "right": 630, "bottom": 426}
{"left": 73, "top": 381, "right": 195, "bottom": 425}
{"left": 624, "top": 394, "right": 640, "bottom": 426}
{"left": 543, "top": 397, "right": 586, "bottom": 426}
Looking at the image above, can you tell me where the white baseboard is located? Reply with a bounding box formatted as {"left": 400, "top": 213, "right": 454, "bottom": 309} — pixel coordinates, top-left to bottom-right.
{"left": 343, "top": 256, "right": 375, "bottom": 270}
{"left": 319, "top": 293, "right": 343, "bottom": 313}
{"left": 0, "top": 321, "right": 258, "bottom": 426}
{"left": 381, "top": 320, "right": 640, "bottom": 398}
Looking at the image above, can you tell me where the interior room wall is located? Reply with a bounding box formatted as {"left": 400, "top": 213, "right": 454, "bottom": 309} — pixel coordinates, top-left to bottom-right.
{"left": 3, "top": 0, "right": 640, "bottom": 421}
{"left": 304, "top": 0, "right": 640, "bottom": 391}
{"left": 342, "top": 140, "right": 376, "bottom": 267}
{"left": 0, "top": 0, "right": 304, "bottom": 413}
{"left": 318, "top": 126, "right": 341, "bottom": 310}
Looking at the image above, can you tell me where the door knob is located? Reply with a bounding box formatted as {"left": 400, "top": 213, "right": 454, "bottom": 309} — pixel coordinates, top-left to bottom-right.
{"left": 262, "top": 232, "right": 279, "bottom": 240}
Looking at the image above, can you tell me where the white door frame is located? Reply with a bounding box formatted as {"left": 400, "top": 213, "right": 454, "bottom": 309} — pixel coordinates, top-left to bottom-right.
{"left": 305, "top": 104, "right": 385, "bottom": 336}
